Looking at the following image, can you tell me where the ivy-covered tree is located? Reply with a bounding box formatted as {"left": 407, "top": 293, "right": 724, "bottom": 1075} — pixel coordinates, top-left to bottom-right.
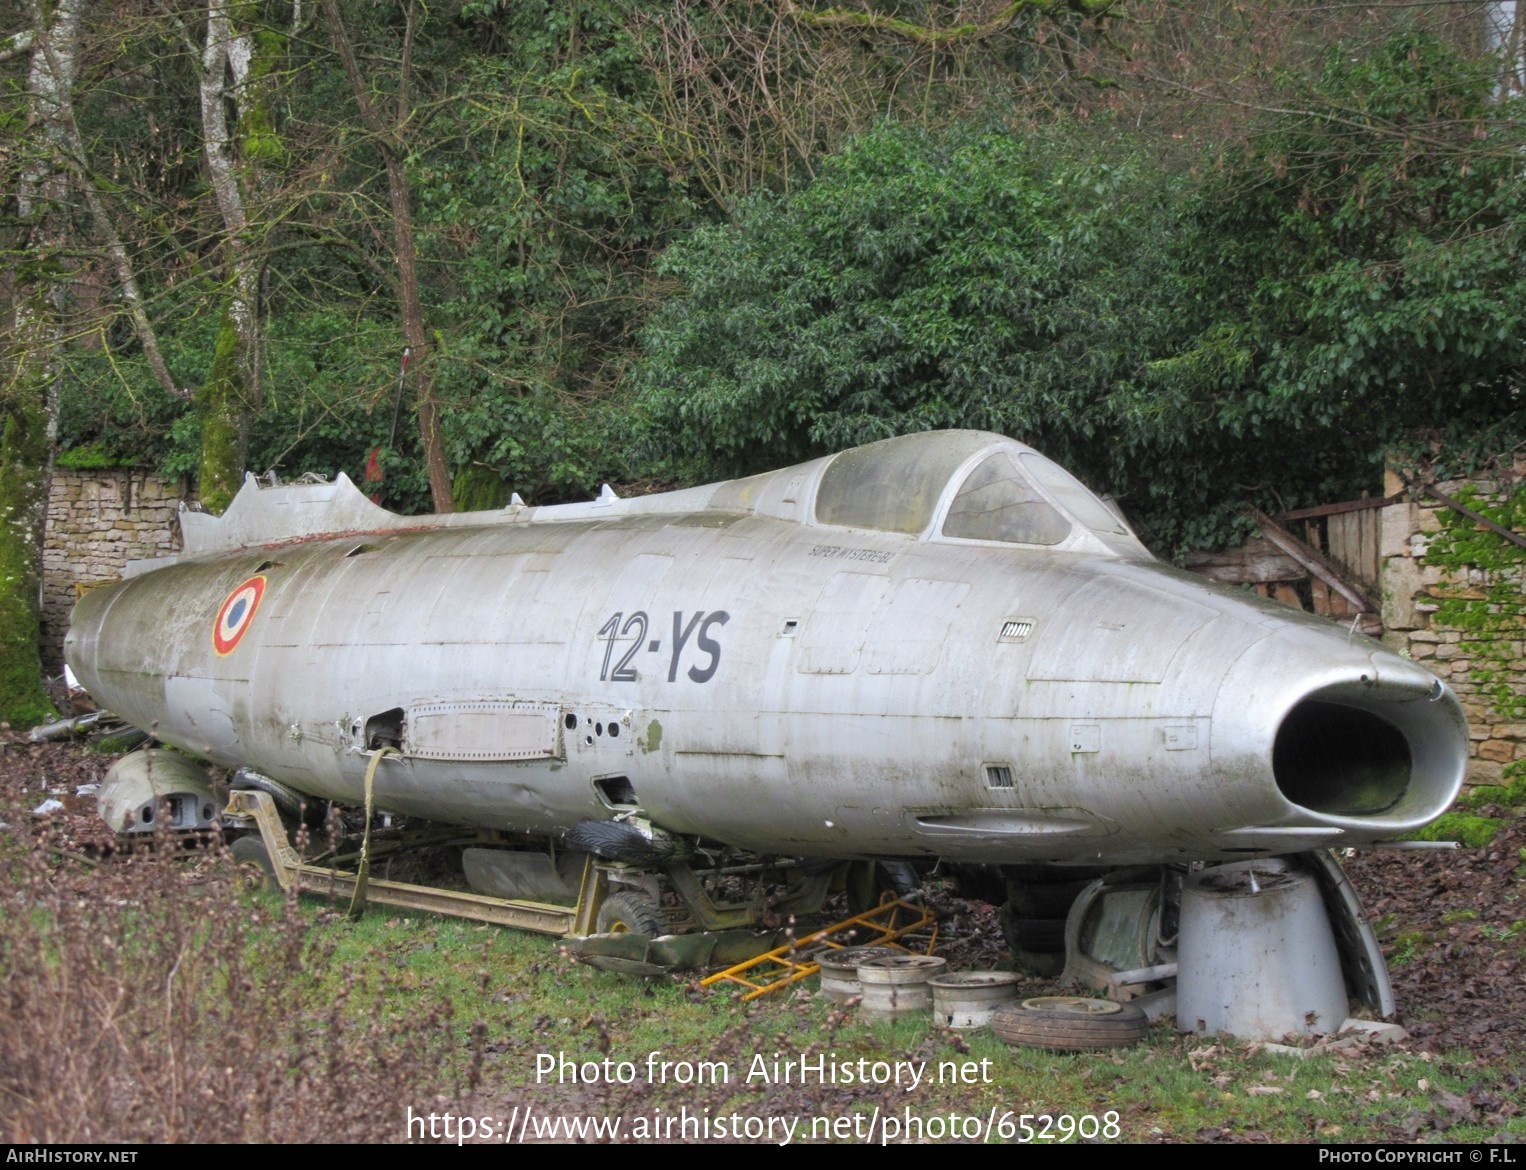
{"left": 0, "top": 0, "right": 87, "bottom": 727}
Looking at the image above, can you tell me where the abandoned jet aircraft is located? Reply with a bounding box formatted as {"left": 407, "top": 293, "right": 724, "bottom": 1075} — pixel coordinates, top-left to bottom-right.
{"left": 66, "top": 430, "right": 1468, "bottom": 988}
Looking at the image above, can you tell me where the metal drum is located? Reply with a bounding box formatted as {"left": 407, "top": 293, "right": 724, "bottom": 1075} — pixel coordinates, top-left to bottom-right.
{"left": 1177, "top": 860, "right": 1349, "bottom": 1040}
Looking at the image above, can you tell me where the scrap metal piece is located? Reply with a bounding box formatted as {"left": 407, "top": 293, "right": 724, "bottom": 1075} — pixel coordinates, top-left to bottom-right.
{"left": 98, "top": 749, "right": 219, "bottom": 835}
{"left": 27, "top": 711, "right": 105, "bottom": 743}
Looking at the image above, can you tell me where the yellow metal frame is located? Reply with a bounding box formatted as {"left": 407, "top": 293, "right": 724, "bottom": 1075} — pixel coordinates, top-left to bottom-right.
{"left": 225, "top": 789, "right": 587, "bottom": 935}
{"left": 700, "top": 895, "right": 937, "bottom": 1001}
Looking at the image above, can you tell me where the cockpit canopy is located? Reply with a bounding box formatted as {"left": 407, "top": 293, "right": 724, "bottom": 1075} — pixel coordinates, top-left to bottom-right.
{"left": 812, "top": 430, "right": 1141, "bottom": 553}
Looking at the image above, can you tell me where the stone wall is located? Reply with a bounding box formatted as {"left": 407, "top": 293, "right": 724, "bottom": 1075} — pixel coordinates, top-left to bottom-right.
{"left": 41, "top": 470, "right": 188, "bottom": 672}
{"left": 1379, "top": 459, "right": 1526, "bottom": 786}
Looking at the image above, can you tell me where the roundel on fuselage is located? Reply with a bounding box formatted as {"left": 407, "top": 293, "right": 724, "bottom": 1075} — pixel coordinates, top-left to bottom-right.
{"left": 213, "top": 575, "right": 267, "bottom": 656}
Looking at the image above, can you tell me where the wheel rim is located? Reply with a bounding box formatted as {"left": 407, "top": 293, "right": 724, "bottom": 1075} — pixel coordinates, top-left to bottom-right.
{"left": 1021, "top": 996, "right": 1123, "bottom": 1016}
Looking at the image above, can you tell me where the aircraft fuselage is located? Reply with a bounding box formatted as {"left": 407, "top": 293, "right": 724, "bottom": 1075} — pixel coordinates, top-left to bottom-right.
{"left": 66, "top": 431, "right": 1467, "bottom": 868}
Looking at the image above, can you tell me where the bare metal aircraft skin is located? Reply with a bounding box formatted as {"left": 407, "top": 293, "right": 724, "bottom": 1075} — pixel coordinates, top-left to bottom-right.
{"left": 66, "top": 430, "right": 1466, "bottom": 866}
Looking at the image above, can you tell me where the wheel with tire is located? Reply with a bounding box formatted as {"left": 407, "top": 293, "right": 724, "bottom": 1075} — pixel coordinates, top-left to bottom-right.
{"left": 1010, "top": 915, "right": 1068, "bottom": 954}
{"left": 231, "top": 834, "right": 278, "bottom": 894}
{"left": 595, "top": 891, "right": 665, "bottom": 936}
{"left": 1003, "top": 867, "right": 1103, "bottom": 919}
{"left": 991, "top": 996, "right": 1148, "bottom": 1052}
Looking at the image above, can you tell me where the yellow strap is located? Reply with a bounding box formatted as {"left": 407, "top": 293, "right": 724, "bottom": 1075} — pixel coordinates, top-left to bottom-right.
{"left": 348, "top": 746, "right": 398, "bottom": 920}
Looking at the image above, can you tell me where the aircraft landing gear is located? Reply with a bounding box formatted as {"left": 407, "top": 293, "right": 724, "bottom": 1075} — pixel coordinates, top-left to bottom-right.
{"left": 231, "top": 834, "right": 278, "bottom": 893}
{"left": 595, "top": 891, "right": 666, "bottom": 936}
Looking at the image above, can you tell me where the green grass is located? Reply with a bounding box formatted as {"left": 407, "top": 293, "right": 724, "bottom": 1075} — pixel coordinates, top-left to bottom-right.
{"left": 6, "top": 811, "right": 1523, "bottom": 1145}
{"left": 236, "top": 891, "right": 1526, "bottom": 1144}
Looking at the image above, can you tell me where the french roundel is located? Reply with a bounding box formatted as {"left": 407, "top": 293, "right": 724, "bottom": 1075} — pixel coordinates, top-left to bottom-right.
{"left": 213, "top": 575, "right": 267, "bottom": 656}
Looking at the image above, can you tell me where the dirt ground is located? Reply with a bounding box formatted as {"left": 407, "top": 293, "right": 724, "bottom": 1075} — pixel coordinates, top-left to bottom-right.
{"left": 3, "top": 731, "right": 1523, "bottom": 1060}
{"left": 1347, "top": 813, "right": 1526, "bottom": 1059}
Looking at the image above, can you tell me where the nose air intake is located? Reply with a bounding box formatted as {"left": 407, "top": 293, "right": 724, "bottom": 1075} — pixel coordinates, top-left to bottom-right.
{"left": 1273, "top": 700, "right": 1411, "bottom": 816}
{"left": 1269, "top": 672, "right": 1466, "bottom": 833}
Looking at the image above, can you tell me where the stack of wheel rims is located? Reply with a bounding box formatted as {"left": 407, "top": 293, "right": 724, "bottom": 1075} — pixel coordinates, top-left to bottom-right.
{"left": 856, "top": 955, "right": 947, "bottom": 1020}
{"left": 816, "top": 946, "right": 903, "bottom": 1003}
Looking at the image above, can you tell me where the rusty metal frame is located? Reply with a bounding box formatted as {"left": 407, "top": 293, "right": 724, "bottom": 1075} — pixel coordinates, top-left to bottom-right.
{"left": 226, "top": 789, "right": 929, "bottom": 980}
{"left": 225, "top": 789, "right": 583, "bottom": 935}
{"left": 662, "top": 861, "right": 834, "bottom": 931}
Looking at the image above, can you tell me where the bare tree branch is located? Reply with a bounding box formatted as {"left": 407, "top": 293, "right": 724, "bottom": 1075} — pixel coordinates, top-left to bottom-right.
{"left": 0, "top": 26, "right": 35, "bottom": 62}
{"left": 30, "top": 4, "right": 186, "bottom": 401}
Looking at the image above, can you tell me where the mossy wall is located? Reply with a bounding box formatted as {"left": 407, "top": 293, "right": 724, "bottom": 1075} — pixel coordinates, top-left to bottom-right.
{"left": 0, "top": 397, "right": 56, "bottom": 727}
{"left": 1381, "top": 458, "right": 1526, "bottom": 785}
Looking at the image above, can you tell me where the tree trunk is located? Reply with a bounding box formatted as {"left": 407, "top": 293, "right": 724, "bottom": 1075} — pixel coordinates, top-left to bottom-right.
{"left": 321, "top": 0, "right": 454, "bottom": 513}
{"left": 0, "top": 0, "right": 86, "bottom": 725}
{"left": 197, "top": 310, "right": 247, "bottom": 516}
{"left": 196, "top": 0, "right": 264, "bottom": 511}
{"left": 1485, "top": 3, "right": 1524, "bottom": 97}
{"left": 385, "top": 146, "right": 454, "bottom": 514}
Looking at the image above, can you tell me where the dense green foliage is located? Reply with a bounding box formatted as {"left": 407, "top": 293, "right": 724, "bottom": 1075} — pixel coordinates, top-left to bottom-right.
{"left": 632, "top": 31, "right": 1525, "bottom": 552}
{"left": 417, "top": 4, "right": 705, "bottom": 500}
{"left": 630, "top": 124, "right": 1196, "bottom": 542}
{"left": 1144, "top": 33, "right": 1524, "bottom": 545}
{"left": 1163, "top": 33, "right": 1525, "bottom": 487}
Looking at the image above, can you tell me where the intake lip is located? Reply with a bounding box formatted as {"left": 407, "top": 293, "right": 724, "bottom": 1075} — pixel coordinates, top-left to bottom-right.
{"left": 1270, "top": 671, "right": 1467, "bottom": 836}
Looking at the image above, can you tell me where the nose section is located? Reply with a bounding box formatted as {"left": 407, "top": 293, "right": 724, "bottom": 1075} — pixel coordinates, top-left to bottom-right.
{"left": 1213, "top": 629, "right": 1468, "bottom": 849}
{"left": 63, "top": 580, "right": 116, "bottom": 700}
